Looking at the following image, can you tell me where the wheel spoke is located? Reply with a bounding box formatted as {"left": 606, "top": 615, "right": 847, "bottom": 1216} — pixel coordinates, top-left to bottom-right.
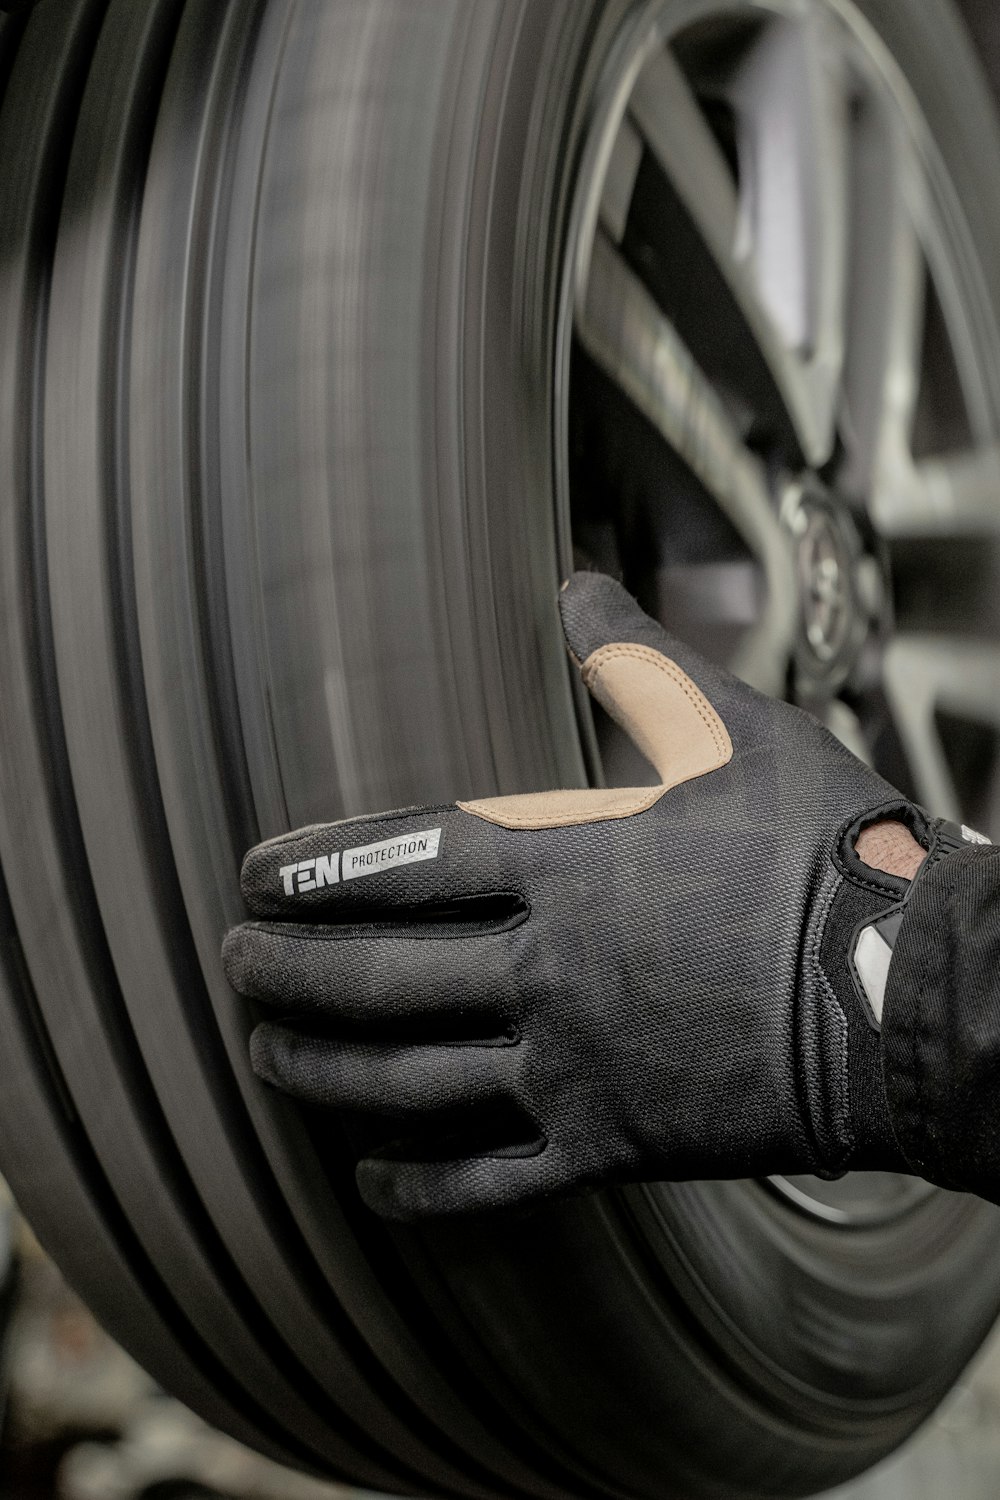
{"left": 732, "top": 12, "right": 850, "bottom": 410}
{"left": 576, "top": 231, "right": 797, "bottom": 693}
{"left": 840, "top": 98, "right": 926, "bottom": 503}
{"left": 628, "top": 22, "right": 849, "bottom": 465}
{"left": 599, "top": 115, "right": 643, "bottom": 245}
{"left": 882, "top": 634, "right": 1000, "bottom": 820}
{"left": 628, "top": 44, "right": 808, "bottom": 458}
{"left": 873, "top": 444, "right": 1000, "bottom": 537}
{"left": 629, "top": 45, "right": 742, "bottom": 275}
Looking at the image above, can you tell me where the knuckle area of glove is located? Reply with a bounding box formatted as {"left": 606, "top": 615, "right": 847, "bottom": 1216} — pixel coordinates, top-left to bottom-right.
{"left": 236, "top": 891, "right": 529, "bottom": 944}
{"left": 360, "top": 1138, "right": 557, "bottom": 1219}
{"left": 253, "top": 1030, "right": 519, "bottom": 1109}
{"left": 368, "top": 1058, "right": 512, "bottom": 1114}
{"left": 225, "top": 924, "right": 526, "bottom": 1025}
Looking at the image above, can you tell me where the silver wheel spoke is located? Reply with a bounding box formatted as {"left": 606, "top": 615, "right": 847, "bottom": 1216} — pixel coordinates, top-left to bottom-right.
{"left": 629, "top": 43, "right": 819, "bottom": 463}
{"left": 840, "top": 100, "right": 926, "bottom": 503}
{"left": 730, "top": 10, "right": 850, "bottom": 448}
{"left": 873, "top": 444, "right": 1000, "bottom": 538}
{"left": 577, "top": 230, "right": 797, "bottom": 693}
{"left": 883, "top": 634, "right": 1000, "bottom": 819}
{"left": 599, "top": 115, "right": 643, "bottom": 245}
{"left": 629, "top": 16, "right": 850, "bottom": 465}
{"left": 629, "top": 47, "right": 741, "bottom": 275}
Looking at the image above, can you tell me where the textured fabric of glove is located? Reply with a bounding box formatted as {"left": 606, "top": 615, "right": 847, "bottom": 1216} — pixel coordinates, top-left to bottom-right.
{"left": 223, "top": 572, "right": 959, "bottom": 1220}
{"left": 881, "top": 843, "right": 1000, "bottom": 1200}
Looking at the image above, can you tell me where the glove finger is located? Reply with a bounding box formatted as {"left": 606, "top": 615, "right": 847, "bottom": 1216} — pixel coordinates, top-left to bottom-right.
{"left": 559, "top": 570, "right": 746, "bottom": 709}
{"left": 356, "top": 1147, "right": 558, "bottom": 1221}
{"left": 240, "top": 804, "right": 508, "bottom": 920}
{"left": 559, "top": 572, "right": 735, "bottom": 789}
{"left": 250, "top": 1025, "right": 517, "bottom": 1115}
{"left": 223, "top": 922, "right": 522, "bottom": 1029}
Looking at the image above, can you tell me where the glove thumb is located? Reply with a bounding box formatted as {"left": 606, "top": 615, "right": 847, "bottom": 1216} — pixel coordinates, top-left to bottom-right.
{"left": 559, "top": 571, "right": 660, "bottom": 664}
{"left": 558, "top": 572, "right": 732, "bottom": 788}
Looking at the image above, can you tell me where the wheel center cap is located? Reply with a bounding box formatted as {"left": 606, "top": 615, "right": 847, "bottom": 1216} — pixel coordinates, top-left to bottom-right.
{"left": 799, "top": 506, "right": 852, "bottom": 663}
{"left": 781, "top": 481, "right": 870, "bottom": 698}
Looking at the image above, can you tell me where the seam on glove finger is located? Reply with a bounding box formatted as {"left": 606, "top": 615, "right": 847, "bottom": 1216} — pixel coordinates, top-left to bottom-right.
{"left": 407, "top": 1027, "right": 524, "bottom": 1050}
{"left": 581, "top": 642, "right": 730, "bottom": 765}
{"left": 239, "top": 890, "right": 531, "bottom": 942}
{"left": 258, "top": 1023, "right": 525, "bottom": 1054}
{"left": 371, "top": 1129, "right": 549, "bottom": 1167}
{"left": 457, "top": 787, "right": 665, "bottom": 829}
{"left": 459, "top": 643, "right": 731, "bottom": 830}
{"left": 908, "top": 939, "right": 937, "bottom": 1182}
{"left": 801, "top": 866, "right": 854, "bottom": 1176}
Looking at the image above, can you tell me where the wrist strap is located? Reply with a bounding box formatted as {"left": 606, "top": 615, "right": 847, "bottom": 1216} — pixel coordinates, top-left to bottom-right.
{"left": 850, "top": 820, "right": 992, "bottom": 1030}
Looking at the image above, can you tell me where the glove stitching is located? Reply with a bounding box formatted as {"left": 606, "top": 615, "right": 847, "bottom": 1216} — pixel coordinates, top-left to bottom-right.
{"left": 305, "top": 1031, "right": 525, "bottom": 1055}
{"left": 371, "top": 1111, "right": 549, "bottom": 1166}
{"left": 809, "top": 869, "right": 854, "bottom": 1175}
{"left": 832, "top": 847, "right": 911, "bottom": 899}
{"left": 910, "top": 951, "right": 932, "bottom": 1178}
{"left": 831, "top": 801, "right": 929, "bottom": 896}
{"left": 461, "top": 644, "right": 730, "bottom": 828}
{"left": 919, "top": 824, "right": 962, "bottom": 880}
{"left": 463, "top": 789, "right": 664, "bottom": 829}
{"left": 583, "top": 643, "right": 729, "bottom": 760}
{"left": 474, "top": 1114, "right": 549, "bottom": 1163}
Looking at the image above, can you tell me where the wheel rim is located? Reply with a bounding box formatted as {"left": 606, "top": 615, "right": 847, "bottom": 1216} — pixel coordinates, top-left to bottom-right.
{"left": 556, "top": 0, "right": 1000, "bottom": 1226}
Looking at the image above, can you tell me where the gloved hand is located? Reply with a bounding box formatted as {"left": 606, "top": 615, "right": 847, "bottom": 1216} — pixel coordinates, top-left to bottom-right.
{"left": 221, "top": 571, "right": 978, "bottom": 1220}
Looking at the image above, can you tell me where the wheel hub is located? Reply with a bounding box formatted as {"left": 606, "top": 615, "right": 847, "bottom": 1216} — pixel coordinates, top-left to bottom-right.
{"left": 781, "top": 479, "right": 874, "bottom": 700}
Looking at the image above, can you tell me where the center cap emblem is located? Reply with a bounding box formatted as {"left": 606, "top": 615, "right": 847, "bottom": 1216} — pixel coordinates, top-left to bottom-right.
{"left": 781, "top": 482, "right": 869, "bottom": 697}
{"left": 798, "top": 505, "right": 852, "bottom": 664}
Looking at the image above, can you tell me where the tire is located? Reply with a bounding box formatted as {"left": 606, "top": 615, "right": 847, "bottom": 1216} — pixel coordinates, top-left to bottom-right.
{"left": 1, "top": 2, "right": 999, "bottom": 1497}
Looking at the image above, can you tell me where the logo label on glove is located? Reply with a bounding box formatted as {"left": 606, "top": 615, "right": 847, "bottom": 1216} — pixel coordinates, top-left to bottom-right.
{"left": 962, "top": 824, "right": 992, "bottom": 846}
{"left": 278, "top": 829, "right": 441, "bottom": 894}
{"left": 343, "top": 828, "right": 442, "bottom": 881}
{"left": 279, "top": 854, "right": 339, "bottom": 896}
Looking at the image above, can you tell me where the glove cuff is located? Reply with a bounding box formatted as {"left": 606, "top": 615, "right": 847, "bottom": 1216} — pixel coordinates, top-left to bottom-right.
{"left": 881, "top": 839, "right": 1000, "bottom": 1194}
{"left": 813, "top": 887, "right": 909, "bottom": 1175}
{"left": 801, "top": 801, "right": 931, "bottom": 1176}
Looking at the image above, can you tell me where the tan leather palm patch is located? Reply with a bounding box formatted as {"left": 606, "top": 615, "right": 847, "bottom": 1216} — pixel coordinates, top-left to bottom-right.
{"left": 459, "top": 643, "right": 732, "bottom": 830}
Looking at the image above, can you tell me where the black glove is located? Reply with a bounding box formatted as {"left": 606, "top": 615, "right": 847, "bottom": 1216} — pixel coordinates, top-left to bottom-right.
{"left": 222, "top": 571, "right": 979, "bottom": 1220}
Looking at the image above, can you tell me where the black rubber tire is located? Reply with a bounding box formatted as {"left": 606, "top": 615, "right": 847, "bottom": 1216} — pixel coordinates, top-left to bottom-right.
{"left": 2, "top": 2, "right": 1000, "bottom": 1498}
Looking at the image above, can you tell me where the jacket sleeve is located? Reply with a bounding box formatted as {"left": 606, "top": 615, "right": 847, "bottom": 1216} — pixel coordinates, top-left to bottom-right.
{"left": 882, "top": 844, "right": 1000, "bottom": 1200}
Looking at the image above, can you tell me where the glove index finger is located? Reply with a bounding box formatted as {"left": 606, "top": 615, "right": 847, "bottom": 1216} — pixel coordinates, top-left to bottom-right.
{"left": 240, "top": 804, "right": 464, "bottom": 919}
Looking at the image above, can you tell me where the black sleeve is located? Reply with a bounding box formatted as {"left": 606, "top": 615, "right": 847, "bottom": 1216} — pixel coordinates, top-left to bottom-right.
{"left": 882, "top": 844, "right": 1000, "bottom": 1200}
